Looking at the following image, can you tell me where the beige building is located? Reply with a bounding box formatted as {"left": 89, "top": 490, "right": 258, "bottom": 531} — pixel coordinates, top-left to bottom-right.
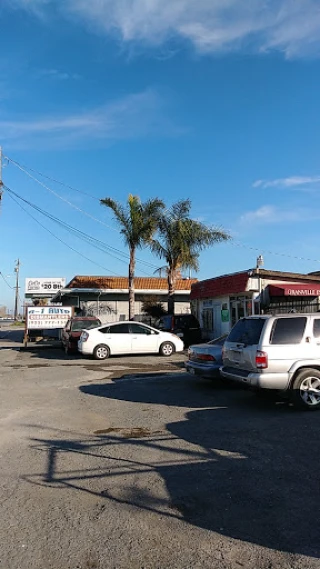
{"left": 52, "top": 275, "right": 198, "bottom": 323}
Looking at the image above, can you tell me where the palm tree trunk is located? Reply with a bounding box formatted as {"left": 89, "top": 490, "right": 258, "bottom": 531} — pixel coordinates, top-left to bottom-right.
{"left": 167, "top": 268, "right": 175, "bottom": 314}
{"left": 129, "top": 247, "right": 135, "bottom": 320}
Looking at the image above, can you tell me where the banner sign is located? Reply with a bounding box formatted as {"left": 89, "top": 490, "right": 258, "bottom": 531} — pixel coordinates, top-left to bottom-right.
{"left": 25, "top": 278, "right": 66, "bottom": 295}
{"left": 27, "top": 306, "right": 72, "bottom": 329}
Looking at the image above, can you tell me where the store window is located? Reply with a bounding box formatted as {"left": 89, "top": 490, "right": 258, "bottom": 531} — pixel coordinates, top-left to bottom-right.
{"left": 202, "top": 308, "right": 213, "bottom": 332}
{"left": 230, "top": 296, "right": 253, "bottom": 327}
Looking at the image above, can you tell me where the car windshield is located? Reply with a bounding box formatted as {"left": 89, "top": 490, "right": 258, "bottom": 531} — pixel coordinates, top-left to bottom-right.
{"left": 71, "top": 320, "right": 101, "bottom": 332}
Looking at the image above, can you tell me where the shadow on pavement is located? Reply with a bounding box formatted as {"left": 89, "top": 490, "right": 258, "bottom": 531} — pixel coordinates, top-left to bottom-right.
{"left": 0, "top": 329, "right": 24, "bottom": 344}
{"left": 23, "top": 374, "right": 320, "bottom": 559}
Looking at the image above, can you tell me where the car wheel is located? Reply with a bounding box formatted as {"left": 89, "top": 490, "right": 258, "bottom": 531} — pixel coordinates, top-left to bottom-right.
{"left": 93, "top": 344, "right": 110, "bottom": 360}
{"left": 291, "top": 368, "right": 320, "bottom": 410}
{"left": 159, "top": 342, "right": 175, "bottom": 357}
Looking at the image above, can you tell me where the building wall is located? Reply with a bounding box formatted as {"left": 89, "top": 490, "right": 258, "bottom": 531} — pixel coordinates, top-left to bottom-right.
{"left": 77, "top": 296, "right": 191, "bottom": 323}
{"left": 192, "top": 296, "right": 231, "bottom": 340}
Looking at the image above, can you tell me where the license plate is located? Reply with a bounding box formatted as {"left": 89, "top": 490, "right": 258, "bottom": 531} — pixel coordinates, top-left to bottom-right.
{"left": 231, "top": 350, "right": 241, "bottom": 362}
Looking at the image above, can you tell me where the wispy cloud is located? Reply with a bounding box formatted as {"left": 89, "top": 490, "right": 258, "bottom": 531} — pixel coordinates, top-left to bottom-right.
{"left": 5, "top": 0, "right": 320, "bottom": 58}
{"left": 38, "top": 68, "right": 81, "bottom": 81}
{"left": 253, "top": 176, "right": 320, "bottom": 190}
{"left": 0, "top": 89, "right": 179, "bottom": 148}
{"left": 240, "top": 205, "right": 320, "bottom": 226}
{"left": 240, "top": 205, "right": 320, "bottom": 225}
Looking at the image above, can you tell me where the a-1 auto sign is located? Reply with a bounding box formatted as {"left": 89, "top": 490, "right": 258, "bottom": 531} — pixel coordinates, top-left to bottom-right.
{"left": 25, "top": 277, "right": 66, "bottom": 295}
{"left": 27, "top": 306, "right": 72, "bottom": 329}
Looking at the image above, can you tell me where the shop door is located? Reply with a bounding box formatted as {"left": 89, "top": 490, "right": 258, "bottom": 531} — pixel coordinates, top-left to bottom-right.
{"left": 213, "top": 305, "right": 222, "bottom": 338}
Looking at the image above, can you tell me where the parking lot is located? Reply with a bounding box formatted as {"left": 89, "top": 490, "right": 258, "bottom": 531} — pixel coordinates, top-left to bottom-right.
{"left": 0, "top": 328, "right": 319, "bottom": 569}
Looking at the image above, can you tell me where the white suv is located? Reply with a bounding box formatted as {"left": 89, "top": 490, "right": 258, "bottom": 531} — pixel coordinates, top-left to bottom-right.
{"left": 221, "top": 314, "right": 320, "bottom": 410}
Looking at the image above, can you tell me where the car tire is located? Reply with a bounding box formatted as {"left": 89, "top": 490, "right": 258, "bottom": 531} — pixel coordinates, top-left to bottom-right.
{"left": 93, "top": 344, "right": 110, "bottom": 360}
{"left": 291, "top": 368, "right": 320, "bottom": 410}
{"left": 159, "top": 342, "right": 175, "bottom": 357}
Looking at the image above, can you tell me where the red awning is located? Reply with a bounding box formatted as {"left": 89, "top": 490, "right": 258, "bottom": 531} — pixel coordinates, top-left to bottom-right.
{"left": 268, "top": 284, "right": 320, "bottom": 297}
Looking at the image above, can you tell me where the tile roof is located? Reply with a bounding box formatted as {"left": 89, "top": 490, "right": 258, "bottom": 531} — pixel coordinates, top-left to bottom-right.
{"left": 66, "top": 275, "right": 198, "bottom": 291}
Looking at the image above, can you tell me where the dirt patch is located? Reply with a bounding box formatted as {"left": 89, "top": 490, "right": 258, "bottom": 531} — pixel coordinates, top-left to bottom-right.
{"left": 93, "top": 427, "right": 166, "bottom": 438}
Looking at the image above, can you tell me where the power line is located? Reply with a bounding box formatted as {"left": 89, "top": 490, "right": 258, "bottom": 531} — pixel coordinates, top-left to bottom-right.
{"left": 8, "top": 154, "right": 318, "bottom": 267}
{"left": 6, "top": 155, "right": 122, "bottom": 233}
{"left": 5, "top": 155, "right": 100, "bottom": 201}
{"left": 5, "top": 191, "right": 125, "bottom": 277}
{"left": 0, "top": 272, "right": 13, "bottom": 289}
{"left": 5, "top": 155, "right": 161, "bottom": 271}
{"left": 231, "top": 241, "right": 320, "bottom": 264}
{"left": 3, "top": 185, "right": 159, "bottom": 274}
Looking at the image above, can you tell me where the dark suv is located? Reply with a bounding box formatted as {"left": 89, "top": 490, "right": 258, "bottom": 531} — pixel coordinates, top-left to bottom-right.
{"left": 154, "top": 314, "right": 202, "bottom": 347}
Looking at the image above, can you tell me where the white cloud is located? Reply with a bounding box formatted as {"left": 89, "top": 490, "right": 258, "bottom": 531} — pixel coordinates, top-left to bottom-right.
{"left": 253, "top": 176, "right": 320, "bottom": 189}
{"left": 240, "top": 205, "right": 320, "bottom": 224}
{"left": 0, "top": 89, "right": 178, "bottom": 148}
{"left": 5, "top": 0, "right": 320, "bottom": 58}
{"left": 38, "top": 69, "right": 81, "bottom": 81}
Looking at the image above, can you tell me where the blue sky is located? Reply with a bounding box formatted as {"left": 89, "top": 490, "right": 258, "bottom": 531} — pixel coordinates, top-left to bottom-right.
{"left": 1, "top": 0, "right": 320, "bottom": 310}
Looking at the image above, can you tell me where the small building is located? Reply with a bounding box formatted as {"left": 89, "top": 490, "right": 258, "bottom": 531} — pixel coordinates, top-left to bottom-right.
{"left": 191, "top": 268, "right": 320, "bottom": 340}
{"left": 51, "top": 275, "right": 198, "bottom": 323}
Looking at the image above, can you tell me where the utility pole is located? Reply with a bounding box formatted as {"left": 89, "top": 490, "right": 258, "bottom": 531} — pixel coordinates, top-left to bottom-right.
{"left": 14, "top": 259, "right": 20, "bottom": 321}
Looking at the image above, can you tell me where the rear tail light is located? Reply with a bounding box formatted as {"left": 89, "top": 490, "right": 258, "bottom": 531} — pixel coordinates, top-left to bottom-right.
{"left": 256, "top": 350, "right": 268, "bottom": 369}
{"left": 198, "top": 354, "right": 216, "bottom": 361}
{"left": 81, "top": 331, "right": 89, "bottom": 342}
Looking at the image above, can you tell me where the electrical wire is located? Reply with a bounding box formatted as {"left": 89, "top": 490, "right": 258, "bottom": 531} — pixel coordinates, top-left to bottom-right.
{"left": 5, "top": 191, "right": 124, "bottom": 277}
{"left": 6, "top": 156, "right": 124, "bottom": 232}
{"left": 231, "top": 241, "right": 320, "bottom": 264}
{"left": 0, "top": 272, "right": 13, "bottom": 289}
{"left": 5, "top": 155, "right": 162, "bottom": 271}
{"left": 5, "top": 155, "right": 100, "bottom": 201}
{"left": 9, "top": 154, "right": 318, "bottom": 268}
{"left": 3, "top": 185, "right": 159, "bottom": 275}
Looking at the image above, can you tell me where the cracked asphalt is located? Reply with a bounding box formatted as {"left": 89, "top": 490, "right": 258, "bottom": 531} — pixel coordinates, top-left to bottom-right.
{"left": 0, "top": 327, "right": 319, "bottom": 569}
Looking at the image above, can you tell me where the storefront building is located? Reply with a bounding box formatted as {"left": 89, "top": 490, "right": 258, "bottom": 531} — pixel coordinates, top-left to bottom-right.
{"left": 190, "top": 268, "right": 320, "bottom": 340}
{"left": 51, "top": 275, "right": 197, "bottom": 323}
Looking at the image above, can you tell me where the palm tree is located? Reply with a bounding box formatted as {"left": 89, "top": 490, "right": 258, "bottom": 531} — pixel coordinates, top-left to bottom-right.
{"left": 150, "top": 199, "right": 230, "bottom": 314}
{"left": 100, "top": 194, "right": 164, "bottom": 320}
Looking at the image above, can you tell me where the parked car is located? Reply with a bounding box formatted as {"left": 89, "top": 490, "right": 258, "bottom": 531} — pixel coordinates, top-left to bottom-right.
{"left": 61, "top": 316, "right": 101, "bottom": 354}
{"left": 220, "top": 313, "right": 320, "bottom": 410}
{"left": 185, "top": 334, "right": 227, "bottom": 379}
{"left": 154, "top": 314, "right": 202, "bottom": 347}
{"left": 78, "top": 320, "right": 184, "bottom": 360}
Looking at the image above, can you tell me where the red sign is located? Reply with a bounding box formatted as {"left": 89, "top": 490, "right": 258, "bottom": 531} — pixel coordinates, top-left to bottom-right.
{"left": 268, "top": 284, "right": 320, "bottom": 297}
{"left": 286, "top": 289, "right": 320, "bottom": 296}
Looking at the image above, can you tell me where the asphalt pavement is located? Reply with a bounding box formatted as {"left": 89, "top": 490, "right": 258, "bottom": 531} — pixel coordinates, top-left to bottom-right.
{"left": 0, "top": 327, "right": 319, "bottom": 569}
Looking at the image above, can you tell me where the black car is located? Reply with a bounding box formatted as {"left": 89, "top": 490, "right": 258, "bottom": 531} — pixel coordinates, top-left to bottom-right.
{"left": 154, "top": 314, "right": 202, "bottom": 347}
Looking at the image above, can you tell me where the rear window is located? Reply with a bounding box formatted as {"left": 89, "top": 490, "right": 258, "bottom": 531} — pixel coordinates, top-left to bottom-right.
{"left": 175, "top": 315, "right": 199, "bottom": 329}
{"left": 71, "top": 319, "right": 101, "bottom": 331}
{"left": 227, "top": 318, "right": 266, "bottom": 345}
{"left": 313, "top": 319, "right": 320, "bottom": 339}
{"left": 156, "top": 316, "right": 172, "bottom": 330}
{"left": 270, "top": 317, "right": 307, "bottom": 345}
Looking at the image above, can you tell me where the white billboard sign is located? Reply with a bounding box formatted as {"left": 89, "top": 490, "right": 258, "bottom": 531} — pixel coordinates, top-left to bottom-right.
{"left": 27, "top": 306, "right": 72, "bottom": 329}
{"left": 25, "top": 278, "right": 66, "bottom": 295}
